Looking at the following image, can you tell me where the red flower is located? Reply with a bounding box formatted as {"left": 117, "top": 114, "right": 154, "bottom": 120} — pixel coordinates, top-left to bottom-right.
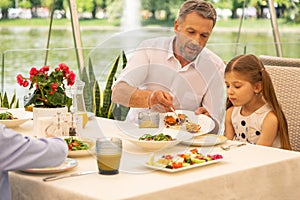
{"left": 16, "top": 63, "right": 76, "bottom": 108}
{"left": 40, "top": 65, "right": 50, "bottom": 73}
{"left": 51, "top": 83, "right": 58, "bottom": 91}
{"left": 67, "top": 71, "right": 76, "bottom": 86}
{"left": 23, "top": 80, "right": 29, "bottom": 87}
{"left": 29, "top": 67, "right": 38, "bottom": 76}
{"left": 16, "top": 74, "right": 24, "bottom": 86}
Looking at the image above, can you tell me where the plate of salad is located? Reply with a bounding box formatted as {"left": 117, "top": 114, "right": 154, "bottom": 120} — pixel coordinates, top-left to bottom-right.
{"left": 145, "top": 148, "right": 223, "bottom": 172}
{"left": 126, "top": 131, "right": 192, "bottom": 151}
{"left": 63, "top": 136, "right": 95, "bottom": 157}
{"left": 0, "top": 108, "right": 33, "bottom": 128}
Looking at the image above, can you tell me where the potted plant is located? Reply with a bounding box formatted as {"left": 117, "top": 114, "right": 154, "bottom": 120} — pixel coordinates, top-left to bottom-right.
{"left": 16, "top": 63, "right": 76, "bottom": 109}
{"left": 16, "top": 63, "right": 76, "bottom": 137}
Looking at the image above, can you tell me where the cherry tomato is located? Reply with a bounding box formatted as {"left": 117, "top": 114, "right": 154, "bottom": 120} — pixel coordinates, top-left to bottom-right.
{"left": 172, "top": 162, "right": 183, "bottom": 169}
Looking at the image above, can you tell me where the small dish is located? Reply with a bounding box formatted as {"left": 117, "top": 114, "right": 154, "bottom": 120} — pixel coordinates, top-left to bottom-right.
{"left": 181, "top": 134, "right": 227, "bottom": 147}
{"left": 0, "top": 108, "right": 33, "bottom": 128}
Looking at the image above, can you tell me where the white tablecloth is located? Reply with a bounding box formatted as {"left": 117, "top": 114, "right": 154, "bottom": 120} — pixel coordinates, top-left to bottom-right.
{"left": 10, "top": 117, "right": 300, "bottom": 200}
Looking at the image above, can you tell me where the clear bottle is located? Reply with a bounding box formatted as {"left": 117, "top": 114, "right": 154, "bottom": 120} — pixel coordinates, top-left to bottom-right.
{"left": 68, "top": 111, "right": 77, "bottom": 136}
{"left": 71, "top": 80, "right": 88, "bottom": 128}
{"left": 45, "top": 112, "right": 67, "bottom": 137}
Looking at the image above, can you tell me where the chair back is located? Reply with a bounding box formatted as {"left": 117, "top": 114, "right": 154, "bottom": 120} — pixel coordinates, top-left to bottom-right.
{"left": 265, "top": 65, "right": 300, "bottom": 151}
{"left": 260, "top": 55, "right": 300, "bottom": 67}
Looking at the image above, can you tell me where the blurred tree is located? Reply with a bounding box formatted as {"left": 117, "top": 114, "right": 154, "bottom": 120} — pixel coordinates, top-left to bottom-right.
{"left": 105, "top": 0, "right": 122, "bottom": 19}
{"left": 141, "top": 0, "right": 184, "bottom": 20}
{"left": 0, "top": 0, "right": 12, "bottom": 19}
{"left": 91, "top": 0, "right": 114, "bottom": 19}
{"left": 76, "top": 0, "right": 94, "bottom": 13}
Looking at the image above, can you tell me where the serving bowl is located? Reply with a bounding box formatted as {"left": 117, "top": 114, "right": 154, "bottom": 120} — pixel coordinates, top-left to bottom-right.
{"left": 0, "top": 108, "right": 33, "bottom": 128}
{"left": 126, "top": 130, "right": 192, "bottom": 151}
{"left": 62, "top": 136, "right": 95, "bottom": 157}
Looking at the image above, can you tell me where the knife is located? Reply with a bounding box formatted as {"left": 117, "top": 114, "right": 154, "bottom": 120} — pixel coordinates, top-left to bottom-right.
{"left": 43, "top": 170, "right": 98, "bottom": 182}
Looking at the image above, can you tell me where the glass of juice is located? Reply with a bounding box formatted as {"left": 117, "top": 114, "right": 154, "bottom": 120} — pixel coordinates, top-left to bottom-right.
{"left": 96, "top": 137, "right": 122, "bottom": 175}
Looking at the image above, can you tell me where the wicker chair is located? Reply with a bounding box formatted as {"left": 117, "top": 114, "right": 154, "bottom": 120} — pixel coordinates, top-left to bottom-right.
{"left": 260, "top": 55, "right": 300, "bottom": 67}
{"left": 265, "top": 65, "right": 300, "bottom": 151}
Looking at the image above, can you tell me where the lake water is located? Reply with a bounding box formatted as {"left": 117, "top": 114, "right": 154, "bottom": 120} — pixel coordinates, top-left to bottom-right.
{"left": 1, "top": 26, "right": 299, "bottom": 103}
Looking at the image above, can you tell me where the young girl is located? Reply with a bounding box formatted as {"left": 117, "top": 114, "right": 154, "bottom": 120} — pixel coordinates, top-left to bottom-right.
{"left": 224, "top": 54, "right": 291, "bottom": 150}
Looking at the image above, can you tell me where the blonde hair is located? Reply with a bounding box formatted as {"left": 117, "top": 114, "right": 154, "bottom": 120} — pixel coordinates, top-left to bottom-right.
{"left": 178, "top": 0, "right": 217, "bottom": 27}
{"left": 225, "top": 54, "right": 291, "bottom": 150}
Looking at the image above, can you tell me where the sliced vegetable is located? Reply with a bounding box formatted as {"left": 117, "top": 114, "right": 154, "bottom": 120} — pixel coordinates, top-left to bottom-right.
{"left": 64, "top": 137, "right": 90, "bottom": 151}
{"left": 138, "top": 133, "right": 174, "bottom": 141}
{"left": 0, "top": 111, "right": 15, "bottom": 120}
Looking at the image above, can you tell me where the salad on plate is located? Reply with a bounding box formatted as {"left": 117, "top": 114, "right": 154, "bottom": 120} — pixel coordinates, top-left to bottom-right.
{"left": 145, "top": 148, "right": 223, "bottom": 172}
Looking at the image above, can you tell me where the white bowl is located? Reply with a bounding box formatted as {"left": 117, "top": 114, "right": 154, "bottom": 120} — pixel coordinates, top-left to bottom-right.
{"left": 127, "top": 138, "right": 180, "bottom": 151}
{"left": 0, "top": 108, "right": 33, "bottom": 128}
{"left": 126, "top": 130, "right": 192, "bottom": 151}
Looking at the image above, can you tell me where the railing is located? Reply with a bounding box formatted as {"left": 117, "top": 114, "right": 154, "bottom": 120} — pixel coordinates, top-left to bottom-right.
{"left": 1, "top": 41, "right": 300, "bottom": 106}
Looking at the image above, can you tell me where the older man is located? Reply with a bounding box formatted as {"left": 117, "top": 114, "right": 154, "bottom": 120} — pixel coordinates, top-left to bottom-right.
{"left": 112, "top": 0, "right": 225, "bottom": 133}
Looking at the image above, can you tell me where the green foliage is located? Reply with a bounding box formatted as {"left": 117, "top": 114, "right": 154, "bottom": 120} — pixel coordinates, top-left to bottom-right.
{"left": 76, "top": 0, "right": 94, "bottom": 12}
{"left": 81, "top": 51, "right": 129, "bottom": 120}
{"left": 79, "top": 58, "right": 95, "bottom": 113}
{"left": 106, "top": 0, "right": 124, "bottom": 19}
{"left": 0, "top": 0, "right": 11, "bottom": 9}
{"left": 19, "top": 0, "right": 32, "bottom": 9}
{"left": 0, "top": 91, "right": 19, "bottom": 109}
{"left": 18, "top": 64, "right": 76, "bottom": 108}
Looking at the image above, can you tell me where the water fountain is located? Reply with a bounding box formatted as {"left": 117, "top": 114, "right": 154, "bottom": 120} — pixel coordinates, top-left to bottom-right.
{"left": 121, "top": 0, "right": 141, "bottom": 31}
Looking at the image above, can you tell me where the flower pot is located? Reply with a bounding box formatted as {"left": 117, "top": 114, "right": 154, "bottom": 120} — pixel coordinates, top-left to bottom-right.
{"left": 33, "top": 106, "right": 68, "bottom": 138}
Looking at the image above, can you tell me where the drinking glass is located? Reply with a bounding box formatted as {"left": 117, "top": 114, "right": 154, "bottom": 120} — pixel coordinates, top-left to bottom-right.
{"left": 138, "top": 110, "right": 159, "bottom": 128}
{"left": 96, "top": 137, "right": 122, "bottom": 175}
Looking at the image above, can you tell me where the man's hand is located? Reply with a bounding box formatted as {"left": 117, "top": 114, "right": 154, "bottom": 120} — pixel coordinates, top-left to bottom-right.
{"left": 195, "top": 107, "right": 211, "bottom": 118}
{"left": 149, "top": 90, "right": 173, "bottom": 112}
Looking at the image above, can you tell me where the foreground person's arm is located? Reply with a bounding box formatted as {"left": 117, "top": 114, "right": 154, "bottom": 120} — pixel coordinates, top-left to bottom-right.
{"left": 0, "top": 126, "right": 68, "bottom": 171}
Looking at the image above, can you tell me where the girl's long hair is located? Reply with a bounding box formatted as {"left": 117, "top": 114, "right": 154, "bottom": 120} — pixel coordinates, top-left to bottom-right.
{"left": 225, "top": 54, "right": 291, "bottom": 150}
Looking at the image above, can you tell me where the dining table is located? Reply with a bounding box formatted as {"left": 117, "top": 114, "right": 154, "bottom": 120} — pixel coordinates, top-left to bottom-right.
{"left": 9, "top": 116, "right": 300, "bottom": 200}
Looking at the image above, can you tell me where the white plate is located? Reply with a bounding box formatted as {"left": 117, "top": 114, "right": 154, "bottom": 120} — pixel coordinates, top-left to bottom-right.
{"left": 62, "top": 136, "right": 95, "bottom": 157}
{"left": 117, "top": 110, "right": 215, "bottom": 141}
{"left": 181, "top": 134, "right": 228, "bottom": 146}
{"left": 22, "top": 158, "right": 78, "bottom": 174}
{"left": 145, "top": 157, "right": 222, "bottom": 173}
{"left": 163, "top": 110, "right": 215, "bottom": 137}
{"left": 0, "top": 108, "right": 33, "bottom": 128}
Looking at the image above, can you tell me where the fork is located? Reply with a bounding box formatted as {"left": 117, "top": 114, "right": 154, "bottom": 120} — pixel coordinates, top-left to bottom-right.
{"left": 169, "top": 107, "right": 185, "bottom": 125}
{"left": 220, "top": 143, "right": 246, "bottom": 151}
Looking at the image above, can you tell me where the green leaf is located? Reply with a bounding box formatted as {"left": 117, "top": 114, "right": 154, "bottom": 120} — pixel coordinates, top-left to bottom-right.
{"left": 88, "top": 58, "right": 96, "bottom": 85}
{"left": 101, "top": 54, "right": 120, "bottom": 117}
{"left": 2, "top": 92, "right": 9, "bottom": 108}
{"left": 79, "top": 66, "right": 93, "bottom": 112}
{"left": 9, "top": 91, "right": 17, "bottom": 108}
{"left": 122, "top": 50, "right": 127, "bottom": 69}
{"left": 93, "top": 81, "right": 101, "bottom": 117}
